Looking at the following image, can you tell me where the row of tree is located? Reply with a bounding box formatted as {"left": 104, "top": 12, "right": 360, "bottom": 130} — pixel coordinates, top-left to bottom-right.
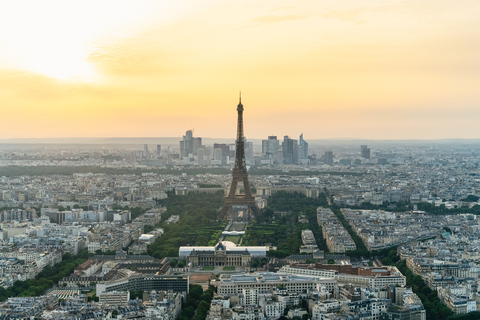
{"left": 330, "top": 205, "right": 371, "bottom": 258}
{"left": 248, "top": 167, "right": 364, "bottom": 177}
{"left": 179, "top": 285, "right": 215, "bottom": 320}
{"left": 326, "top": 203, "right": 467, "bottom": 319}
{"left": 147, "top": 192, "right": 226, "bottom": 259}
{"left": 0, "top": 249, "right": 89, "bottom": 301}
{"left": 111, "top": 206, "right": 149, "bottom": 220}
{"left": 416, "top": 202, "right": 480, "bottom": 215}
{"left": 260, "top": 192, "right": 460, "bottom": 319}
{"left": 170, "top": 259, "right": 187, "bottom": 268}
{"left": 263, "top": 191, "right": 329, "bottom": 214}
{"left": 447, "top": 311, "right": 480, "bottom": 320}
{"left": 245, "top": 191, "right": 329, "bottom": 258}
{"left": 0, "top": 165, "right": 231, "bottom": 177}
{"left": 394, "top": 260, "right": 453, "bottom": 320}
{"left": 328, "top": 203, "right": 456, "bottom": 319}
{"left": 340, "top": 197, "right": 480, "bottom": 215}
{"left": 341, "top": 201, "right": 410, "bottom": 212}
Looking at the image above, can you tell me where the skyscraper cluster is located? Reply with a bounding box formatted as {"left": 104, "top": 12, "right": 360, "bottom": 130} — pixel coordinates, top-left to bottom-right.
{"left": 180, "top": 130, "right": 203, "bottom": 158}
{"left": 174, "top": 129, "right": 309, "bottom": 166}
{"left": 160, "top": 131, "right": 375, "bottom": 167}
{"left": 261, "top": 134, "right": 309, "bottom": 165}
{"left": 261, "top": 136, "right": 281, "bottom": 164}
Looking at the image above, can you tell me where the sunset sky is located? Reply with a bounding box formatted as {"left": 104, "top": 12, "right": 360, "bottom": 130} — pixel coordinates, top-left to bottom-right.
{"left": 0, "top": 0, "right": 479, "bottom": 140}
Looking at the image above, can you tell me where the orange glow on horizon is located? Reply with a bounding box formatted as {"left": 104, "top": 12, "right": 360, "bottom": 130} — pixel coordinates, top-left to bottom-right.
{"left": 1, "top": 1, "right": 479, "bottom": 140}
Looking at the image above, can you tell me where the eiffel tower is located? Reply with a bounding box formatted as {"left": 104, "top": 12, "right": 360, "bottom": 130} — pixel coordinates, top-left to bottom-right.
{"left": 218, "top": 95, "right": 259, "bottom": 220}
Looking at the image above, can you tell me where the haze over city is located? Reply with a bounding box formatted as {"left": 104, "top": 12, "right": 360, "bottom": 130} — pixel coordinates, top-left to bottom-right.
{"left": 1, "top": 0, "right": 479, "bottom": 140}
{"left": 2, "top": 2, "right": 480, "bottom": 318}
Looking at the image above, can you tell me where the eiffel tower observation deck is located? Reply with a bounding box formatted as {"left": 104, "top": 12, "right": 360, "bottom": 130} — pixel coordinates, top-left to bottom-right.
{"left": 218, "top": 95, "right": 259, "bottom": 221}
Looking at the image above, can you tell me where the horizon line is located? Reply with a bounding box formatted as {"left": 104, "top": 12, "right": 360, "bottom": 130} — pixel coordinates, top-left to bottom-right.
{"left": 1, "top": 136, "right": 480, "bottom": 142}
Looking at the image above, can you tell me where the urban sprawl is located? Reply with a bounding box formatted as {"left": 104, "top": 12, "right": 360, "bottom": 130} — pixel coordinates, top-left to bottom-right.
{"left": 0, "top": 134, "right": 479, "bottom": 319}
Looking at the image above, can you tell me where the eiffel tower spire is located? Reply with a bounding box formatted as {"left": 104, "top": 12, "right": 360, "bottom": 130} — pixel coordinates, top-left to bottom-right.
{"left": 219, "top": 96, "right": 259, "bottom": 220}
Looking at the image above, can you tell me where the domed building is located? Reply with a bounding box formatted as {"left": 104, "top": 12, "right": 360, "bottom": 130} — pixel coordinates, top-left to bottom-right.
{"left": 181, "top": 241, "right": 267, "bottom": 267}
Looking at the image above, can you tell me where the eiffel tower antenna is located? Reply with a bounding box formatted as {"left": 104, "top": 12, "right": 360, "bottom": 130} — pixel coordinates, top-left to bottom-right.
{"left": 218, "top": 95, "right": 259, "bottom": 220}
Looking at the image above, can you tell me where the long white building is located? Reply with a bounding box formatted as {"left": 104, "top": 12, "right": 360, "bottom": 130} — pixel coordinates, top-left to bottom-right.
{"left": 217, "top": 272, "right": 337, "bottom": 296}
{"left": 279, "top": 264, "right": 406, "bottom": 289}
{"left": 179, "top": 241, "right": 267, "bottom": 258}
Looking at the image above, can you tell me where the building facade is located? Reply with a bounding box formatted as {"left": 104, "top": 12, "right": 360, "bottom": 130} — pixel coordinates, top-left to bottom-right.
{"left": 188, "top": 242, "right": 252, "bottom": 267}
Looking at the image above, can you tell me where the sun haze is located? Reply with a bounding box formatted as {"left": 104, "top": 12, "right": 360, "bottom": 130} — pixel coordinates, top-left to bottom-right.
{"left": 1, "top": 0, "right": 479, "bottom": 140}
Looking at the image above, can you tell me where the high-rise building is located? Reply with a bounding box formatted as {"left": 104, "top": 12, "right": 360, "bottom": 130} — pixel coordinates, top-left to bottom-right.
{"left": 282, "top": 136, "right": 298, "bottom": 164}
{"left": 213, "top": 143, "right": 230, "bottom": 157}
{"left": 204, "top": 146, "right": 212, "bottom": 158}
{"left": 156, "top": 145, "right": 161, "bottom": 155}
{"left": 221, "top": 155, "right": 230, "bottom": 165}
{"left": 361, "top": 145, "right": 371, "bottom": 159}
{"left": 229, "top": 144, "right": 236, "bottom": 158}
{"left": 213, "top": 148, "right": 223, "bottom": 161}
{"left": 262, "top": 136, "right": 280, "bottom": 164}
{"left": 192, "top": 138, "right": 202, "bottom": 155}
{"left": 143, "top": 144, "right": 149, "bottom": 155}
{"left": 245, "top": 140, "right": 253, "bottom": 162}
{"left": 180, "top": 130, "right": 203, "bottom": 157}
{"left": 298, "top": 133, "right": 309, "bottom": 160}
{"left": 197, "top": 148, "right": 205, "bottom": 165}
{"left": 325, "top": 151, "right": 334, "bottom": 165}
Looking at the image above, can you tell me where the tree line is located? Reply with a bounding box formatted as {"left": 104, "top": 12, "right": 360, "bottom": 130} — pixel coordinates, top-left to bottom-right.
{"left": 394, "top": 260, "right": 453, "bottom": 320}
{"left": 0, "top": 165, "right": 230, "bottom": 177}
{"left": 245, "top": 191, "right": 329, "bottom": 258}
{"left": 248, "top": 167, "right": 364, "bottom": 177}
{"left": 0, "top": 249, "right": 89, "bottom": 301}
{"left": 179, "top": 285, "right": 215, "bottom": 320}
{"left": 256, "top": 192, "right": 460, "bottom": 319}
{"left": 147, "top": 192, "right": 226, "bottom": 259}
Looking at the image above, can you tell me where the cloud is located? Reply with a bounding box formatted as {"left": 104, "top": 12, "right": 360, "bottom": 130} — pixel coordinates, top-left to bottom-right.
{"left": 87, "top": 32, "right": 184, "bottom": 79}
{"left": 249, "top": 14, "right": 306, "bottom": 26}
{"left": 321, "top": 7, "right": 368, "bottom": 24}
{"left": 268, "top": 6, "right": 296, "bottom": 13}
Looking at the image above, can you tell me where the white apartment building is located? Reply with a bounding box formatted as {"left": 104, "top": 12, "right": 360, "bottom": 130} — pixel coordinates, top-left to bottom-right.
{"left": 98, "top": 291, "right": 130, "bottom": 306}
{"left": 218, "top": 273, "right": 337, "bottom": 296}
{"left": 279, "top": 265, "right": 406, "bottom": 289}
{"left": 231, "top": 305, "right": 263, "bottom": 320}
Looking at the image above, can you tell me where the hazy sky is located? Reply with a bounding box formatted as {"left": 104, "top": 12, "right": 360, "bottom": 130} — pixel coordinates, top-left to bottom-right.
{"left": 0, "top": 0, "right": 479, "bottom": 140}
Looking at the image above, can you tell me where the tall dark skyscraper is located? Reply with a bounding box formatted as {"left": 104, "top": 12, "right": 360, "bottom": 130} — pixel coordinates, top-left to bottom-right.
{"left": 219, "top": 95, "right": 259, "bottom": 220}
{"left": 325, "top": 151, "right": 334, "bottom": 165}
{"left": 180, "top": 130, "right": 203, "bottom": 157}
{"left": 213, "top": 143, "right": 230, "bottom": 157}
{"left": 361, "top": 145, "right": 371, "bottom": 159}
{"left": 156, "top": 144, "right": 161, "bottom": 155}
{"left": 245, "top": 140, "right": 253, "bottom": 163}
{"left": 262, "top": 136, "right": 280, "bottom": 164}
{"left": 282, "top": 135, "right": 298, "bottom": 164}
{"left": 298, "top": 133, "right": 309, "bottom": 161}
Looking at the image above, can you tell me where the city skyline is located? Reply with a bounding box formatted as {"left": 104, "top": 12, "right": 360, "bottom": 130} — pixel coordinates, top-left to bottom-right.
{"left": 1, "top": 1, "right": 479, "bottom": 140}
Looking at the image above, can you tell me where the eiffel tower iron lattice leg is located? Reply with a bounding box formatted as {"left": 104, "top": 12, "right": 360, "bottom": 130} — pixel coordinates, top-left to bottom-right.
{"left": 219, "top": 95, "right": 260, "bottom": 220}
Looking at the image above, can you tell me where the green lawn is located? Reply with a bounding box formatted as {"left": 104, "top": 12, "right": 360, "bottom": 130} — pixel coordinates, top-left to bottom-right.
{"left": 230, "top": 222, "right": 246, "bottom": 231}
{"left": 223, "top": 266, "right": 235, "bottom": 271}
{"left": 202, "top": 266, "right": 215, "bottom": 270}
{"left": 223, "top": 235, "right": 241, "bottom": 244}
